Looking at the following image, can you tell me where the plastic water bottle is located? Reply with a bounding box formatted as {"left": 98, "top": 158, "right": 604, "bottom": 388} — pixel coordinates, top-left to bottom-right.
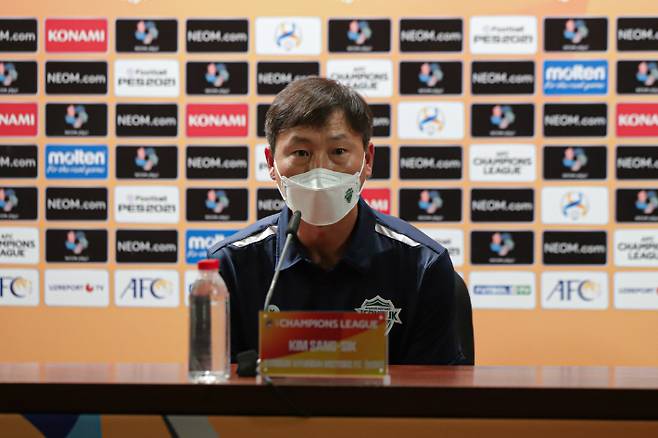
{"left": 188, "top": 258, "right": 230, "bottom": 383}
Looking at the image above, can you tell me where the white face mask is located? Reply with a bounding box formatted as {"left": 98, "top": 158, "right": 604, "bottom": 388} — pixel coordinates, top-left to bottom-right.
{"left": 274, "top": 154, "right": 366, "bottom": 226}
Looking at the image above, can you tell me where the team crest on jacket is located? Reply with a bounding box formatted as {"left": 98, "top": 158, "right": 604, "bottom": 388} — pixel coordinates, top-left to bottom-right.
{"left": 355, "top": 295, "right": 402, "bottom": 335}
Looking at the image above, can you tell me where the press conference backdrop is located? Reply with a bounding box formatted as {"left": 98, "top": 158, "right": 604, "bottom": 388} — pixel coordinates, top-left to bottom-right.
{"left": 0, "top": 0, "right": 657, "bottom": 366}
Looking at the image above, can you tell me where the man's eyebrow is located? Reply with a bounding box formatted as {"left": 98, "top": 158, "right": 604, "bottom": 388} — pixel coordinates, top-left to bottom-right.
{"left": 285, "top": 134, "right": 313, "bottom": 145}
{"left": 328, "top": 133, "right": 349, "bottom": 141}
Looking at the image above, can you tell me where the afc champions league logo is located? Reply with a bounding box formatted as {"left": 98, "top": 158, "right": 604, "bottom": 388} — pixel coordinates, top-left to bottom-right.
{"left": 65, "top": 230, "right": 88, "bottom": 255}
{"left": 275, "top": 21, "right": 302, "bottom": 51}
{"left": 0, "top": 62, "right": 18, "bottom": 86}
{"left": 563, "top": 18, "right": 588, "bottom": 43}
{"left": 0, "top": 188, "right": 18, "bottom": 212}
{"left": 135, "top": 20, "right": 159, "bottom": 45}
{"left": 490, "top": 232, "right": 514, "bottom": 257}
{"left": 355, "top": 295, "right": 402, "bottom": 335}
{"left": 65, "top": 104, "right": 88, "bottom": 129}
{"left": 417, "top": 106, "right": 445, "bottom": 135}
{"left": 490, "top": 105, "right": 515, "bottom": 129}
{"left": 561, "top": 191, "right": 589, "bottom": 221}
{"left": 206, "top": 189, "right": 229, "bottom": 213}
{"left": 206, "top": 63, "right": 230, "bottom": 87}
{"left": 135, "top": 146, "right": 158, "bottom": 171}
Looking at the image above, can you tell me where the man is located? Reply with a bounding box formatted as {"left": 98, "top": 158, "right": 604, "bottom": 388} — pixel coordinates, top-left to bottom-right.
{"left": 208, "top": 77, "right": 466, "bottom": 365}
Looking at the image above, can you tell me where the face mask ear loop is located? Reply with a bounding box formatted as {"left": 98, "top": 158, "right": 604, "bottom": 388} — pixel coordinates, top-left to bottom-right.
{"left": 273, "top": 159, "right": 288, "bottom": 201}
{"left": 357, "top": 152, "right": 367, "bottom": 195}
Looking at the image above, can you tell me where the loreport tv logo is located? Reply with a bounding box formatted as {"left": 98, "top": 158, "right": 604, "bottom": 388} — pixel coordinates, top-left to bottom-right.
{"left": 617, "top": 60, "right": 658, "bottom": 94}
{"left": 186, "top": 62, "right": 248, "bottom": 95}
{"left": 255, "top": 17, "right": 321, "bottom": 55}
{"left": 614, "top": 272, "right": 658, "bottom": 310}
{"left": 0, "top": 61, "right": 37, "bottom": 94}
{"left": 186, "top": 104, "right": 248, "bottom": 137}
{"left": 44, "top": 269, "right": 108, "bottom": 307}
{"left": 543, "top": 104, "right": 607, "bottom": 137}
{"left": 45, "top": 19, "right": 107, "bottom": 52}
{"left": 0, "top": 227, "right": 38, "bottom": 264}
{"left": 470, "top": 231, "right": 534, "bottom": 265}
{"left": 399, "top": 19, "right": 462, "bottom": 52}
{"left": 398, "top": 188, "right": 461, "bottom": 222}
{"left": 328, "top": 19, "right": 391, "bottom": 52}
{"left": 542, "top": 231, "right": 607, "bottom": 265}
{"left": 0, "top": 103, "right": 37, "bottom": 136}
{"left": 185, "top": 229, "right": 237, "bottom": 264}
{"left": 616, "top": 146, "right": 658, "bottom": 179}
{"left": 399, "top": 146, "right": 462, "bottom": 180}
{"left": 543, "top": 146, "right": 607, "bottom": 180}
{"left": 0, "top": 269, "right": 38, "bottom": 306}
{"left": 45, "top": 229, "right": 107, "bottom": 263}
{"left": 398, "top": 102, "right": 464, "bottom": 139}
{"left": 256, "top": 62, "right": 319, "bottom": 95}
{"left": 116, "top": 229, "right": 178, "bottom": 264}
{"left": 186, "top": 146, "right": 248, "bottom": 180}
{"left": 470, "top": 16, "right": 537, "bottom": 54}
{"left": 46, "top": 103, "right": 107, "bottom": 137}
{"left": 471, "top": 61, "right": 534, "bottom": 95}
{"left": 541, "top": 186, "right": 608, "bottom": 225}
{"left": 186, "top": 188, "right": 248, "bottom": 222}
{"left": 115, "top": 59, "right": 179, "bottom": 97}
{"left": 470, "top": 188, "right": 534, "bottom": 222}
{"left": 45, "top": 145, "right": 107, "bottom": 179}
{"left": 617, "top": 18, "right": 658, "bottom": 51}
{"left": 544, "top": 18, "right": 608, "bottom": 52}
{"left": 186, "top": 19, "right": 249, "bottom": 53}
{"left": 116, "top": 19, "right": 178, "bottom": 53}
{"left": 419, "top": 228, "right": 464, "bottom": 266}
{"left": 616, "top": 103, "right": 658, "bottom": 137}
{"left": 46, "top": 187, "right": 107, "bottom": 221}
{"left": 0, "top": 187, "right": 37, "bottom": 221}
{"left": 0, "top": 19, "right": 37, "bottom": 52}
{"left": 115, "top": 186, "right": 179, "bottom": 224}
{"left": 361, "top": 188, "right": 391, "bottom": 215}
{"left": 541, "top": 272, "right": 608, "bottom": 310}
{"left": 0, "top": 145, "right": 38, "bottom": 178}
{"left": 116, "top": 145, "right": 177, "bottom": 180}
{"left": 45, "top": 61, "right": 107, "bottom": 95}
{"left": 543, "top": 60, "right": 608, "bottom": 95}
{"left": 399, "top": 61, "right": 462, "bottom": 95}
{"left": 614, "top": 230, "right": 658, "bottom": 267}
{"left": 115, "top": 104, "right": 178, "bottom": 137}
{"left": 469, "top": 144, "right": 536, "bottom": 182}
{"left": 469, "top": 271, "right": 535, "bottom": 309}
{"left": 327, "top": 59, "right": 392, "bottom": 98}
{"left": 471, "top": 104, "right": 534, "bottom": 137}
{"left": 115, "top": 270, "right": 179, "bottom": 308}
{"left": 617, "top": 189, "right": 658, "bottom": 222}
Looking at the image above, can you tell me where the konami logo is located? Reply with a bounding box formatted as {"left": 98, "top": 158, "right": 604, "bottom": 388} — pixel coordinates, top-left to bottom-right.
{"left": 45, "top": 19, "right": 107, "bottom": 52}
{"left": 617, "top": 103, "right": 658, "bottom": 136}
{"left": 362, "top": 188, "right": 391, "bottom": 214}
{"left": 0, "top": 103, "right": 37, "bottom": 136}
{"left": 186, "top": 104, "right": 248, "bottom": 137}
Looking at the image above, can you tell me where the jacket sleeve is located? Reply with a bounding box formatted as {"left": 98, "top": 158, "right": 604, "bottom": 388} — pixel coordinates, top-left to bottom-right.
{"left": 400, "top": 251, "right": 467, "bottom": 365}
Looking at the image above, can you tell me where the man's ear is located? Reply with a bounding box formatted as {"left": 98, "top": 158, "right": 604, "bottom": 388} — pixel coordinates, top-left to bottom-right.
{"left": 265, "top": 146, "right": 276, "bottom": 180}
{"left": 365, "top": 142, "right": 375, "bottom": 179}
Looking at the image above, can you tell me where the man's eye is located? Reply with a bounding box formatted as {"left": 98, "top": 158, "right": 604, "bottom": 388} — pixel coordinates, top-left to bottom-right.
{"left": 293, "top": 150, "right": 310, "bottom": 157}
{"left": 334, "top": 148, "right": 347, "bottom": 155}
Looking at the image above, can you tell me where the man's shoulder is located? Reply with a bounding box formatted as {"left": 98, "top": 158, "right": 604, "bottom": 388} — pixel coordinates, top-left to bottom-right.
{"left": 207, "top": 213, "right": 280, "bottom": 257}
{"left": 370, "top": 209, "right": 448, "bottom": 259}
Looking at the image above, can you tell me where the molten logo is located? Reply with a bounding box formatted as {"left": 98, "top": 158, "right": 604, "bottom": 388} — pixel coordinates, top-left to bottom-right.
{"left": 186, "top": 104, "right": 248, "bottom": 137}
{"left": 45, "top": 19, "right": 107, "bottom": 52}
{"left": 0, "top": 103, "right": 37, "bottom": 136}
{"left": 617, "top": 103, "right": 658, "bottom": 136}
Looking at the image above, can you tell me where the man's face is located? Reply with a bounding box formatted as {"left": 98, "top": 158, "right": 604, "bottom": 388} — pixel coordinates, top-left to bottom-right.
{"left": 266, "top": 110, "right": 374, "bottom": 187}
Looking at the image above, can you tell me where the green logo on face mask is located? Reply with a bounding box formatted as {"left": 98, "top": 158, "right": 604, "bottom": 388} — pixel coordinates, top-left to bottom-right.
{"left": 344, "top": 187, "right": 354, "bottom": 203}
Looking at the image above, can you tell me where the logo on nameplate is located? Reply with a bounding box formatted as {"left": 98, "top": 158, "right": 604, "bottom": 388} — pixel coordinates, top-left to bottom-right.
{"left": 186, "top": 104, "right": 248, "bottom": 137}
{"left": 471, "top": 231, "right": 534, "bottom": 265}
{"left": 329, "top": 19, "right": 391, "bottom": 53}
{"left": 0, "top": 103, "right": 37, "bottom": 136}
{"left": 470, "top": 16, "right": 537, "bottom": 54}
{"left": 0, "top": 61, "right": 37, "bottom": 95}
{"left": 46, "top": 187, "right": 107, "bottom": 221}
{"left": 46, "top": 103, "right": 107, "bottom": 137}
{"left": 0, "top": 269, "right": 39, "bottom": 306}
{"left": 186, "top": 19, "right": 249, "bottom": 52}
{"left": 370, "top": 104, "right": 391, "bottom": 137}
{"left": 542, "top": 231, "right": 607, "bottom": 265}
{"left": 0, "top": 19, "right": 37, "bottom": 52}
{"left": 616, "top": 146, "right": 658, "bottom": 179}
{"left": 469, "top": 144, "right": 536, "bottom": 182}
{"left": 398, "top": 188, "right": 461, "bottom": 222}
{"left": 115, "top": 19, "right": 178, "bottom": 53}
{"left": 471, "top": 61, "right": 534, "bottom": 95}
{"left": 399, "top": 19, "right": 462, "bottom": 52}
{"left": 399, "top": 146, "right": 462, "bottom": 180}
{"left": 399, "top": 61, "right": 462, "bottom": 95}
{"left": 0, "top": 227, "right": 38, "bottom": 264}
{"left": 617, "top": 18, "right": 658, "bottom": 51}
{"left": 45, "top": 61, "right": 107, "bottom": 95}
{"left": 116, "top": 145, "right": 177, "bottom": 180}
{"left": 45, "top": 145, "right": 107, "bottom": 180}
{"left": 256, "top": 62, "right": 319, "bottom": 95}
{"left": 45, "top": 19, "right": 107, "bottom": 52}
{"left": 0, "top": 145, "right": 37, "bottom": 178}
{"left": 45, "top": 229, "right": 107, "bottom": 263}
{"left": 186, "top": 188, "right": 248, "bottom": 222}
{"left": 114, "top": 59, "right": 179, "bottom": 97}
{"left": 116, "top": 229, "right": 178, "bottom": 263}
{"left": 471, "top": 104, "right": 534, "bottom": 137}
{"left": 327, "top": 59, "right": 392, "bottom": 97}
{"left": 543, "top": 104, "right": 607, "bottom": 137}
{"left": 255, "top": 17, "right": 321, "bottom": 55}
{"left": 186, "top": 61, "right": 248, "bottom": 95}
{"left": 544, "top": 17, "right": 608, "bottom": 52}
{"left": 115, "top": 104, "right": 178, "bottom": 137}
{"left": 543, "top": 146, "right": 607, "bottom": 180}
{"left": 0, "top": 187, "right": 37, "bottom": 221}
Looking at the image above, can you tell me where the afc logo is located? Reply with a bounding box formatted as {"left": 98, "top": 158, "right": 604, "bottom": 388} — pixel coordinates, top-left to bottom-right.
{"left": 121, "top": 277, "right": 173, "bottom": 300}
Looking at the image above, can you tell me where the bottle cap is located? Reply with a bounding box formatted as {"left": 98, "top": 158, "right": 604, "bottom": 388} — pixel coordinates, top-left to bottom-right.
{"left": 198, "top": 259, "right": 219, "bottom": 271}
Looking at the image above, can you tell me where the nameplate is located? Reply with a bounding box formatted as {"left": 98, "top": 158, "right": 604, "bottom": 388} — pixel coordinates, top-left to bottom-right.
{"left": 259, "top": 311, "right": 387, "bottom": 378}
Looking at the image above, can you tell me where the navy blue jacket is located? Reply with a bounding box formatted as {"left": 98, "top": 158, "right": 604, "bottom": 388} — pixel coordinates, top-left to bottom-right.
{"left": 208, "top": 198, "right": 465, "bottom": 365}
